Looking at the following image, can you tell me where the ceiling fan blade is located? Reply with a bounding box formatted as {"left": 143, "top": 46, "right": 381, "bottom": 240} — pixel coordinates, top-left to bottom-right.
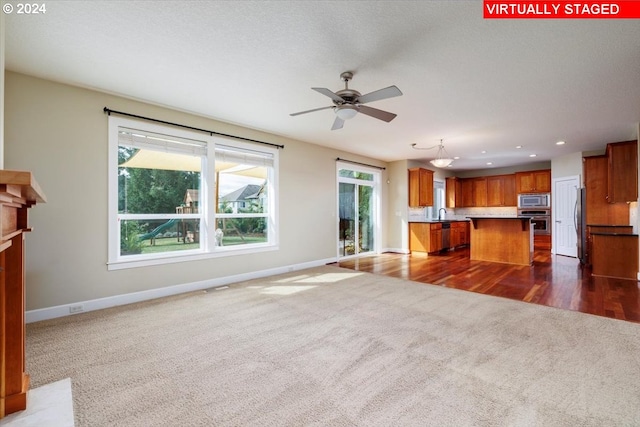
{"left": 290, "top": 105, "right": 334, "bottom": 116}
{"left": 358, "top": 105, "right": 397, "bottom": 122}
{"left": 357, "top": 86, "right": 403, "bottom": 104}
{"left": 331, "top": 116, "right": 345, "bottom": 130}
{"left": 312, "top": 87, "right": 345, "bottom": 103}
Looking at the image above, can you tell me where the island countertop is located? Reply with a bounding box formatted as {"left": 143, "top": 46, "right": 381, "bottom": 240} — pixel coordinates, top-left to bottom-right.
{"left": 408, "top": 219, "right": 470, "bottom": 223}
{"left": 466, "top": 216, "right": 532, "bottom": 220}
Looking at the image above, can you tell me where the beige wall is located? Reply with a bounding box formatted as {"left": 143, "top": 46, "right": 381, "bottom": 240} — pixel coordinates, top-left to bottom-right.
{"left": 385, "top": 160, "right": 408, "bottom": 252}
{"left": 454, "top": 161, "right": 552, "bottom": 179}
{"left": 5, "top": 72, "right": 389, "bottom": 311}
{"left": 551, "top": 152, "right": 582, "bottom": 182}
{"left": 1, "top": 10, "right": 5, "bottom": 167}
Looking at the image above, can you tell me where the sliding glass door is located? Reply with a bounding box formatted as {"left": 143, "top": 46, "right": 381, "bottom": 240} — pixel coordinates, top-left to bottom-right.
{"left": 337, "top": 164, "right": 379, "bottom": 258}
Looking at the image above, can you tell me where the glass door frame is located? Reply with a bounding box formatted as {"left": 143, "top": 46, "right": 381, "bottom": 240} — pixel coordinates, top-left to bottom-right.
{"left": 336, "top": 161, "right": 381, "bottom": 259}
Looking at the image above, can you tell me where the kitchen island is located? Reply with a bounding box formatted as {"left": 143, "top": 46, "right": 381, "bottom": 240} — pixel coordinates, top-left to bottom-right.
{"left": 409, "top": 220, "right": 470, "bottom": 253}
{"left": 468, "top": 216, "right": 533, "bottom": 265}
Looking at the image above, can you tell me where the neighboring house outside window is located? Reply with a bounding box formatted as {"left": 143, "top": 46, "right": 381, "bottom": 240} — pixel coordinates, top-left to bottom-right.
{"left": 108, "top": 116, "right": 278, "bottom": 270}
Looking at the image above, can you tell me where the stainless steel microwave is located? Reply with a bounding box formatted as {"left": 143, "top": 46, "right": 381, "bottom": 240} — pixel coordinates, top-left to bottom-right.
{"left": 518, "top": 193, "right": 550, "bottom": 208}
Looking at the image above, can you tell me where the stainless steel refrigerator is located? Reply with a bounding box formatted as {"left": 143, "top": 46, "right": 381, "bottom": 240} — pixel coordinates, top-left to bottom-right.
{"left": 575, "top": 187, "right": 587, "bottom": 264}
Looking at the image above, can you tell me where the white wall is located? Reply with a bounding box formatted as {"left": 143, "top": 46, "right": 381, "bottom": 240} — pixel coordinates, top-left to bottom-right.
{"left": 5, "top": 72, "right": 389, "bottom": 312}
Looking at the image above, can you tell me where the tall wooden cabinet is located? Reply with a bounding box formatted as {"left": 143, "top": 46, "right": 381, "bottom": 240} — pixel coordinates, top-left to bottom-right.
{"left": 606, "top": 140, "right": 638, "bottom": 203}
{"left": 0, "top": 171, "right": 46, "bottom": 419}
{"left": 583, "top": 156, "right": 628, "bottom": 225}
{"left": 408, "top": 168, "right": 434, "bottom": 207}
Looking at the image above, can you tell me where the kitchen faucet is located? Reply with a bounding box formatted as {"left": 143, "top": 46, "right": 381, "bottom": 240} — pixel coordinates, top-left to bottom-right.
{"left": 438, "top": 208, "right": 447, "bottom": 221}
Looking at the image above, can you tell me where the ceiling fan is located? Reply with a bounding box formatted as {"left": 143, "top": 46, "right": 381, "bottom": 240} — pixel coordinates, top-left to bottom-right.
{"left": 290, "top": 71, "right": 403, "bottom": 130}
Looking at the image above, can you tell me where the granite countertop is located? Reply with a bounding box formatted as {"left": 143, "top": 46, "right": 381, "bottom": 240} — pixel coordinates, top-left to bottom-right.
{"left": 466, "top": 216, "right": 532, "bottom": 220}
{"left": 591, "top": 232, "right": 639, "bottom": 237}
{"left": 408, "top": 219, "right": 470, "bottom": 223}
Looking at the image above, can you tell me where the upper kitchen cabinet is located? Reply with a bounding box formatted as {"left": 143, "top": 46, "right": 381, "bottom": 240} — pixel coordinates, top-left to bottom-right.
{"left": 515, "top": 169, "right": 551, "bottom": 194}
{"left": 462, "top": 177, "right": 487, "bottom": 207}
{"left": 583, "top": 155, "right": 629, "bottom": 225}
{"left": 445, "top": 177, "right": 462, "bottom": 208}
{"left": 606, "top": 140, "right": 638, "bottom": 203}
{"left": 408, "top": 167, "right": 434, "bottom": 207}
{"left": 486, "top": 174, "right": 517, "bottom": 207}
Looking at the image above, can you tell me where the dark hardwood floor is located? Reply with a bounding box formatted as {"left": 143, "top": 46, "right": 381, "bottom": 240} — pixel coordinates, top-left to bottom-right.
{"left": 336, "top": 247, "right": 640, "bottom": 323}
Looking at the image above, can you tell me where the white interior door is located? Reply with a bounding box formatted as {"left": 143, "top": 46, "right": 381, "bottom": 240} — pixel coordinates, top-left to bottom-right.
{"left": 553, "top": 176, "right": 579, "bottom": 257}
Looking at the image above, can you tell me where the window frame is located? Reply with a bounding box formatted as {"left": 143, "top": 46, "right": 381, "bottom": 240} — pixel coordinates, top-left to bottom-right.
{"left": 108, "top": 116, "right": 279, "bottom": 270}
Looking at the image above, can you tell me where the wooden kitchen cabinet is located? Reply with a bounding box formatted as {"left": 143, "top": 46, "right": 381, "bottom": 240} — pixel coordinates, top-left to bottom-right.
{"left": 591, "top": 233, "right": 639, "bottom": 280}
{"left": 408, "top": 168, "right": 434, "bottom": 207}
{"left": 585, "top": 225, "right": 633, "bottom": 266}
{"left": 409, "top": 223, "right": 430, "bottom": 252}
{"left": 461, "top": 179, "right": 473, "bottom": 207}
{"left": 486, "top": 174, "right": 517, "bottom": 207}
{"left": 410, "top": 221, "right": 469, "bottom": 253}
{"left": 462, "top": 177, "right": 487, "bottom": 207}
{"left": 583, "top": 156, "right": 629, "bottom": 225}
{"left": 606, "top": 140, "right": 638, "bottom": 203}
{"left": 429, "top": 224, "right": 442, "bottom": 252}
{"left": 515, "top": 169, "right": 551, "bottom": 194}
{"left": 445, "top": 177, "right": 462, "bottom": 208}
{"left": 450, "top": 225, "right": 460, "bottom": 248}
{"left": 450, "top": 221, "right": 470, "bottom": 248}
{"left": 462, "top": 222, "right": 470, "bottom": 245}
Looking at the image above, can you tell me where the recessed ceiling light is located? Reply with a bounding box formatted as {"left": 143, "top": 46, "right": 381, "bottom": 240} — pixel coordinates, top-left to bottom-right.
{"left": 487, "top": 162, "right": 493, "bottom": 165}
{"left": 529, "top": 154, "right": 537, "bottom": 157}
{"left": 481, "top": 150, "right": 487, "bottom": 154}
{"left": 556, "top": 140, "right": 566, "bottom": 145}
{"left": 454, "top": 156, "right": 460, "bottom": 160}
{"left": 516, "top": 145, "right": 522, "bottom": 149}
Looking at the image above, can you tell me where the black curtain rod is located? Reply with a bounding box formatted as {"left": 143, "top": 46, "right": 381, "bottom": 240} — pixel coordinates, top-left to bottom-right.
{"left": 336, "top": 157, "right": 386, "bottom": 170}
{"left": 103, "top": 107, "right": 285, "bottom": 150}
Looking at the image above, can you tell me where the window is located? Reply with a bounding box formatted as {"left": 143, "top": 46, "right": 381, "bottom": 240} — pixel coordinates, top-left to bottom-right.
{"left": 426, "top": 180, "right": 445, "bottom": 220}
{"left": 215, "top": 145, "right": 273, "bottom": 247}
{"left": 108, "top": 116, "right": 278, "bottom": 269}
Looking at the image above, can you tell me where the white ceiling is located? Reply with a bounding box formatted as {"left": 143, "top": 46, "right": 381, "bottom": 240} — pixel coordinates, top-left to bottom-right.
{"left": 5, "top": 1, "right": 640, "bottom": 171}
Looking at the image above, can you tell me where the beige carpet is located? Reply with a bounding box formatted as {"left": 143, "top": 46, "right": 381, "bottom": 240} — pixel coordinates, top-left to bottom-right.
{"left": 26, "top": 266, "right": 640, "bottom": 426}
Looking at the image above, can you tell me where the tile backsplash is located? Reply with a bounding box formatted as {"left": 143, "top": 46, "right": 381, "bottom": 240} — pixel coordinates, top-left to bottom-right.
{"left": 452, "top": 207, "right": 518, "bottom": 217}
{"left": 408, "top": 206, "right": 518, "bottom": 221}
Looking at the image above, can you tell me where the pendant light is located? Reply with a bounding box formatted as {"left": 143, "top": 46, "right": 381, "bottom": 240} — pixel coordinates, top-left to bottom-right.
{"left": 430, "top": 140, "right": 454, "bottom": 168}
{"left": 411, "top": 139, "right": 454, "bottom": 168}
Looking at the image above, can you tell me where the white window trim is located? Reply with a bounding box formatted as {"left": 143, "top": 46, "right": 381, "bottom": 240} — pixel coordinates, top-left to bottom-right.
{"left": 108, "top": 116, "right": 279, "bottom": 270}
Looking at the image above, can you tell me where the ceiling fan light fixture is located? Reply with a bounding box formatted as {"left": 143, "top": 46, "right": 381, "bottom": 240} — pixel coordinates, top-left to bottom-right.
{"left": 335, "top": 105, "right": 358, "bottom": 120}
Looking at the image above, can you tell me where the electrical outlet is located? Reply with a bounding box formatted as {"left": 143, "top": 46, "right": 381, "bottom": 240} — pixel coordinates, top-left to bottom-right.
{"left": 69, "top": 305, "right": 84, "bottom": 314}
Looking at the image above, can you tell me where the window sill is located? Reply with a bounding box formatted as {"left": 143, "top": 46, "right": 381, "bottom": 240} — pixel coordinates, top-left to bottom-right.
{"left": 107, "top": 243, "right": 278, "bottom": 270}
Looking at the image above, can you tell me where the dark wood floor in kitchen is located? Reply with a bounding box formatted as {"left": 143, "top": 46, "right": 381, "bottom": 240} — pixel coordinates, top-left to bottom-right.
{"left": 336, "top": 247, "right": 640, "bottom": 324}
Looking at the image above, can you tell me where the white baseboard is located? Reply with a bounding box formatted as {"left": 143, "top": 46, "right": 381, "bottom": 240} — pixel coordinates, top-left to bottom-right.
{"left": 26, "top": 257, "right": 337, "bottom": 323}
{"left": 383, "top": 247, "right": 410, "bottom": 254}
